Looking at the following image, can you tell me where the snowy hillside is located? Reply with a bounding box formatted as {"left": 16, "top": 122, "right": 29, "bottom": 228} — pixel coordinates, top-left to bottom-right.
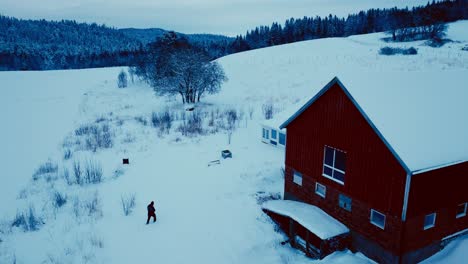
{"left": 1, "top": 20, "right": 467, "bottom": 263}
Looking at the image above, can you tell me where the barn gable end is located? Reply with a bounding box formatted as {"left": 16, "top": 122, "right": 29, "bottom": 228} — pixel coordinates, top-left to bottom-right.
{"left": 277, "top": 75, "right": 468, "bottom": 263}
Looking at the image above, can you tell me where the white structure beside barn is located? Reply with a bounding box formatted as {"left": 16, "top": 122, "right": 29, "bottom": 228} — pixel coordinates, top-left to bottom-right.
{"left": 261, "top": 100, "right": 306, "bottom": 148}
{"left": 261, "top": 118, "right": 286, "bottom": 147}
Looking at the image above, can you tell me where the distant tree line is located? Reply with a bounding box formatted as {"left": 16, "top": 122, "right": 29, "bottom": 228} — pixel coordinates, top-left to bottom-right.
{"left": 0, "top": 16, "right": 232, "bottom": 71}
{"left": 230, "top": 0, "right": 468, "bottom": 52}
{"left": 0, "top": 0, "right": 467, "bottom": 70}
{"left": 0, "top": 16, "right": 144, "bottom": 70}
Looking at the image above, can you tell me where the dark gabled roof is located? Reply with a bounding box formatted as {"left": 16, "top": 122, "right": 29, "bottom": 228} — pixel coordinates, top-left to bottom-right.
{"left": 279, "top": 76, "right": 411, "bottom": 174}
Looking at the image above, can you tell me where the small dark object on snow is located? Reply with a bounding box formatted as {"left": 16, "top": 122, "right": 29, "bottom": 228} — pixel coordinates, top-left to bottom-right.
{"left": 281, "top": 239, "right": 290, "bottom": 245}
{"left": 123, "top": 158, "right": 129, "bottom": 164}
{"left": 221, "top": 150, "right": 232, "bottom": 159}
{"left": 186, "top": 107, "right": 195, "bottom": 111}
{"left": 208, "top": 160, "right": 221, "bottom": 167}
{"left": 146, "top": 201, "right": 157, "bottom": 224}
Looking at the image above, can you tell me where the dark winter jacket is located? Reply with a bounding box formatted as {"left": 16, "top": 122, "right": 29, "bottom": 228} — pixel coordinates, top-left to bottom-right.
{"left": 147, "top": 203, "right": 156, "bottom": 216}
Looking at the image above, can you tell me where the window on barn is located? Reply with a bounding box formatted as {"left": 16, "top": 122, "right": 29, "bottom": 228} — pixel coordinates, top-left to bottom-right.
{"left": 339, "top": 194, "right": 352, "bottom": 212}
{"left": 315, "top": 182, "right": 326, "bottom": 198}
{"left": 279, "top": 133, "right": 286, "bottom": 145}
{"left": 424, "top": 213, "right": 436, "bottom": 230}
{"left": 370, "top": 209, "right": 385, "bottom": 230}
{"left": 293, "top": 170, "right": 302, "bottom": 186}
{"left": 456, "top": 203, "right": 467, "bottom": 218}
{"left": 322, "top": 146, "right": 346, "bottom": 184}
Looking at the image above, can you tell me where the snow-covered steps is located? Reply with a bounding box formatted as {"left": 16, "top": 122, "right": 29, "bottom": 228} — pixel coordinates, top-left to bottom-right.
{"left": 262, "top": 199, "right": 350, "bottom": 259}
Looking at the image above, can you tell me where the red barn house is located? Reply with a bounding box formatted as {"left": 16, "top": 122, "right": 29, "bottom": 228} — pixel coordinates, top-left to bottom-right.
{"left": 271, "top": 72, "right": 468, "bottom": 263}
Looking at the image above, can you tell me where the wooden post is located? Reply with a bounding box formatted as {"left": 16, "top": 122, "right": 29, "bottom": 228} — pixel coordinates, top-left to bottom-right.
{"left": 319, "top": 240, "right": 324, "bottom": 259}
{"left": 306, "top": 230, "right": 311, "bottom": 257}
{"left": 289, "top": 218, "right": 295, "bottom": 248}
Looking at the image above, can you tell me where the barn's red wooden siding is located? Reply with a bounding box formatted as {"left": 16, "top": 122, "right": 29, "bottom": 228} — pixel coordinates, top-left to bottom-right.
{"left": 284, "top": 83, "right": 407, "bottom": 254}
{"left": 403, "top": 161, "right": 468, "bottom": 252}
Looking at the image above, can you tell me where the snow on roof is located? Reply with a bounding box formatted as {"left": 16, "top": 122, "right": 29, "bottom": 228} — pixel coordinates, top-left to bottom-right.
{"left": 262, "top": 200, "right": 349, "bottom": 239}
{"left": 281, "top": 70, "right": 468, "bottom": 173}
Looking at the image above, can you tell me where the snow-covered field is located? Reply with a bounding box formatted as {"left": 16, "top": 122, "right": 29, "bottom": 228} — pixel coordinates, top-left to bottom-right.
{"left": 1, "top": 20, "right": 467, "bottom": 263}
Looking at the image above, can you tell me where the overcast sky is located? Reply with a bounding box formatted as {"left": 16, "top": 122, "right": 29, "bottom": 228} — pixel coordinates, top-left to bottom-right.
{"left": 0, "top": 0, "right": 430, "bottom": 36}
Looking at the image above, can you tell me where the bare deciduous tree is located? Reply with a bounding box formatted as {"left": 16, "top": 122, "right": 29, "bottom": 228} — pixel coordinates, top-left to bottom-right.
{"left": 151, "top": 48, "right": 227, "bottom": 104}
{"left": 225, "top": 109, "right": 238, "bottom": 144}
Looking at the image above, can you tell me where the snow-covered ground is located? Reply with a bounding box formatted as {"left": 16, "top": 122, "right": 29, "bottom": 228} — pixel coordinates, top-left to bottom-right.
{"left": 1, "top": 20, "right": 467, "bottom": 263}
{"left": 0, "top": 69, "right": 118, "bottom": 217}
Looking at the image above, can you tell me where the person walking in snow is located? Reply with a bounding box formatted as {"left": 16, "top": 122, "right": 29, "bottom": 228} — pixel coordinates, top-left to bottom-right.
{"left": 146, "top": 201, "right": 157, "bottom": 224}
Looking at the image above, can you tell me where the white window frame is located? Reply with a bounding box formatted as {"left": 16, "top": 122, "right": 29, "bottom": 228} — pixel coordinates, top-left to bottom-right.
{"left": 370, "top": 209, "right": 386, "bottom": 230}
{"left": 315, "top": 182, "right": 326, "bottom": 198}
{"left": 339, "top": 194, "right": 352, "bottom": 212}
{"left": 293, "top": 170, "right": 302, "bottom": 186}
{"left": 263, "top": 128, "right": 269, "bottom": 140}
{"left": 424, "top": 213, "right": 437, "bottom": 230}
{"left": 271, "top": 129, "right": 277, "bottom": 140}
{"left": 322, "top": 146, "right": 346, "bottom": 185}
{"left": 456, "top": 203, "right": 467, "bottom": 218}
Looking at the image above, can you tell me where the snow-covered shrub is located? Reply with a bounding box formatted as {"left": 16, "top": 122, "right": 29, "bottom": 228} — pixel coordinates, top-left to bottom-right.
{"left": 32, "top": 161, "right": 58, "bottom": 181}
{"left": 72, "top": 192, "right": 103, "bottom": 220}
{"left": 17, "top": 188, "right": 28, "bottom": 199}
{"left": 379, "top": 47, "right": 396, "bottom": 55}
{"left": 426, "top": 38, "right": 452, "bottom": 47}
{"left": 73, "top": 123, "right": 113, "bottom": 152}
{"left": 121, "top": 193, "right": 136, "bottom": 216}
{"left": 117, "top": 70, "right": 128, "bottom": 88}
{"left": 85, "top": 123, "right": 112, "bottom": 152}
{"left": 238, "top": 109, "right": 245, "bottom": 127}
{"left": 135, "top": 116, "right": 148, "bottom": 126}
{"left": 75, "top": 124, "right": 96, "bottom": 136}
{"left": 72, "top": 198, "right": 81, "bottom": 219}
{"left": 151, "top": 110, "right": 173, "bottom": 134}
{"left": 71, "top": 159, "right": 103, "bottom": 185}
{"left": 379, "top": 46, "right": 418, "bottom": 55}
{"left": 122, "top": 132, "right": 136, "bottom": 144}
{"left": 90, "top": 235, "right": 104, "bottom": 249}
{"left": 0, "top": 220, "right": 10, "bottom": 236}
{"left": 116, "top": 118, "right": 124, "bottom": 126}
{"left": 225, "top": 109, "right": 238, "bottom": 144}
{"left": 178, "top": 111, "right": 204, "bottom": 136}
{"left": 208, "top": 110, "right": 215, "bottom": 127}
{"left": 11, "top": 213, "right": 26, "bottom": 230}
{"left": 11, "top": 206, "right": 43, "bottom": 232}
{"left": 405, "top": 47, "right": 418, "bottom": 55}
{"left": 63, "top": 148, "right": 72, "bottom": 160}
{"left": 255, "top": 192, "right": 281, "bottom": 204}
{"left": 62, "top": 168, "right": 73, "bottom": 185}
{"left": 84, "top": 192, "right": 102, "bottom": 218}
{"left": 262, "top": 102, "right": 274, "bottom": 120}
{"left": 248, "top": 106, "right": 254, "bottom": 120}
{"left": 84, "top": 160, "right": 103, "bottom": 184}
{"left": 95, "top": 116, "right": 107, "bottom": 123}
{"left": 385, "top": 24, "right": 447, "bottom": 43}
{"left": 52, "top": 191, "right": 67, "bottom": 209}
{"left": 73, "top": 161, "right": 82, "bottom": 185}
